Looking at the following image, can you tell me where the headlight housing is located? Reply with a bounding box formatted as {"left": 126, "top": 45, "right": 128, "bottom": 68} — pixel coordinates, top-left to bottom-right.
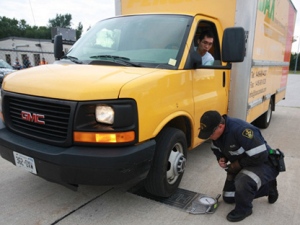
{"left": 74, "top": 99, "right": 138, "bottom": 145}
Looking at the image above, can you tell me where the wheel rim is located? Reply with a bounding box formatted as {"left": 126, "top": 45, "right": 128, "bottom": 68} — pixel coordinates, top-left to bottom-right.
{"left": 166, "top": 143, "right": 186, "bottom": 185}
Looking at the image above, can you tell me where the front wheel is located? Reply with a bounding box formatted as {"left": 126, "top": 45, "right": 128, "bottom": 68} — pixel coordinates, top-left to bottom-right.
{"left": 144, "top": 127, "right": 187, "bottom": 197}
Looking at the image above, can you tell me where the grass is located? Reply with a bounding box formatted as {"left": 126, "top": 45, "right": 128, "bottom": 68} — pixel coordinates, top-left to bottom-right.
{"left": 289, "top": 71, "right": 300, "bottom": 74}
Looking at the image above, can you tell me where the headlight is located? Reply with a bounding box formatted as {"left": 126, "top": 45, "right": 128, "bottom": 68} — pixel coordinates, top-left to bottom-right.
{"left": 95, "top": 105, "right": 114, "bottom": 124}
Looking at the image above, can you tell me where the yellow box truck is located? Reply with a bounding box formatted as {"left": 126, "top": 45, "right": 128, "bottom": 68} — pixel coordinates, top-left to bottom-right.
{"left": 0, "top": 0, "right": 296, "bottom": 197}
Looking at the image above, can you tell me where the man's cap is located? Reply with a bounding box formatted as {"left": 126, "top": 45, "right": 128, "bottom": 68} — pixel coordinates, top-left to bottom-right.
{"left": 198, "top": 110, "right": 222, "bottom": 139}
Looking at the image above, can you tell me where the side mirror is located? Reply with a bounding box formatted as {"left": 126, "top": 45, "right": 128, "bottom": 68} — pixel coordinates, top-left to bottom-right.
{"left": 54, "top": 35, "right": 64, "bottom": 60}
{"left": 222, "top": 27, "right": 245, "bottom": 62}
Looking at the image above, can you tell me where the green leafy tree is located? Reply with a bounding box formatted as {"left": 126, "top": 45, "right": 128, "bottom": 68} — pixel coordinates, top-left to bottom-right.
{"left": 18, "top": 19, "right": 28, "bottom": 31}
{"left": 48, "top": 14, "right": 72, "bottom": 28}
{"left": 289, "top": 53, "right": 300, "bottom": 72}
{"left": 0, "top": 14, "right": 83, "bottom": 41}
{"left": 0, "top": 17, "right": 21, "bottom": 38}
{"left": 37, "top": 26, "right": 52, "bottom": 39}
{"left": 0, "top": 16, "right": 51, "bottom": 39}
{"left": 76, "top": 22, "right": 83, "bottom": 39}
{"left": 23, "top": 25, "right": 51, "bottom": 39}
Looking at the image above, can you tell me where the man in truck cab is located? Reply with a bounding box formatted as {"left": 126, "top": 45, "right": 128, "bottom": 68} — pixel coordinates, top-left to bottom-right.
{"left": 196, "top": 30, "right": 214, "bottom": 65}
{"left": 198, "top": 111, "right": 280, "bottom": 222}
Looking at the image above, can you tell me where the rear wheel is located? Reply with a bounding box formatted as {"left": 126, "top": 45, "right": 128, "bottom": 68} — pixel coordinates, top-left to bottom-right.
{"left": 144, "top": 127, "right": 187, "bottom": 197}
{"left": 252, "top": 98, "right": 273, "bottom": 128}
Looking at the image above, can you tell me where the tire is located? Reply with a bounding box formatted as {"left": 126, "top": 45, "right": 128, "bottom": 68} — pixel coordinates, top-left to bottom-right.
{"left": 252, "top": 98, "right": 273, "bottom": 129}
{"left": 144, "top": 127, "right": 187, "bottom": 197}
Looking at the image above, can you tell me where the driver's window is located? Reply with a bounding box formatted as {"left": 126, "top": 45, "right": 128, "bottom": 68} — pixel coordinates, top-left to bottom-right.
{"left": 194, "top": 21, "right": 221, "bottom": 66}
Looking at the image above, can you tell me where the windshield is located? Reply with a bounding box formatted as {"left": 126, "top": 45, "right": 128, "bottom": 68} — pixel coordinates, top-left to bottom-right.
{"left": 66, "top": 14, "right": 192, "bottom": 69}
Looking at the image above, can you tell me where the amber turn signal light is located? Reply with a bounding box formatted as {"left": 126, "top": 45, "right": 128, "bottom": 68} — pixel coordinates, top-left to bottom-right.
{"left": 74, "top": 131, "right": 135, "bottom": 143}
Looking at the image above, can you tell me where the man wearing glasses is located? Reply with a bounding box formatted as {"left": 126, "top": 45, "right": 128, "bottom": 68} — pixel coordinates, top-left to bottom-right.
{"left": 198, "top": 110, "right": 279, "bottom": 222}
{"left": 197, "top": 30, "right": 214, "bottom": 65}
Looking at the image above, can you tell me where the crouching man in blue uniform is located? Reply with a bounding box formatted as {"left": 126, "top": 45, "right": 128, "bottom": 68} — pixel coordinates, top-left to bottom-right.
{"left": 198, "top": 111, "right": 279, "bottom": 222}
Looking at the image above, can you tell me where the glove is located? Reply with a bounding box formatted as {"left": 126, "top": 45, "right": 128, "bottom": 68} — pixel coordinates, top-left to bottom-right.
{"left": 226, "top": 160, "right": 242, "bottom": 174}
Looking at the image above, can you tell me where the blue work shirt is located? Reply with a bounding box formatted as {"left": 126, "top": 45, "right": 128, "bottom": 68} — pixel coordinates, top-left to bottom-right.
{"left": 211, "top": 115, "right": 270, "bottom": 168}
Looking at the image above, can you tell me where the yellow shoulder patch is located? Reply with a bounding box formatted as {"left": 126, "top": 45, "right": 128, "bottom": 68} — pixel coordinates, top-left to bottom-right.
{"left": 242, "top": 129, "right": 254, "bottom": 139}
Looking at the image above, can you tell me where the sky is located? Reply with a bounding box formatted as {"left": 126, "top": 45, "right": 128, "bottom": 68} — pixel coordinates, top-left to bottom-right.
{"left": 0, "top": 0, "right": 299, "bottom": 52}
{"left": 0, "top": 0, "right": 115, "bottom": 32}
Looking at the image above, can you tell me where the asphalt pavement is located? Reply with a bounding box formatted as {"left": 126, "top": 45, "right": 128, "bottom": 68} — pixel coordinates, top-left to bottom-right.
{"left": 0, "top": 74, "right": 299, "bottom": 225}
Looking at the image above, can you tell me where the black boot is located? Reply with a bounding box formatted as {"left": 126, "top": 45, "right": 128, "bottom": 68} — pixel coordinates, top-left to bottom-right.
{"left": 268, "top": 179, "right": 279, "bottom": 204}
{"left": 226, "top": 209, "right": 252, "bottom": 222}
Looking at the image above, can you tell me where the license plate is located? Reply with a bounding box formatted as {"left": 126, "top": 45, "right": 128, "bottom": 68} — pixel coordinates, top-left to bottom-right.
{"left": 13, "top": 152, "right": 37, "bottom": 174}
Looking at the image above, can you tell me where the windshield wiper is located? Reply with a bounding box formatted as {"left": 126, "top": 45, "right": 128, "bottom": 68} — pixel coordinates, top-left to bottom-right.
{"left": 90, "top": 55, "right": 141, "bottom": 67}
{"left": 61, "top": 55, "right": 83, "bottom": 64}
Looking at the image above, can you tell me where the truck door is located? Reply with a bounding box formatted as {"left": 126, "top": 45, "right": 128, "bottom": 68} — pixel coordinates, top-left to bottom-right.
{"left": 190, "top": 19, "right": 230, "bottom": 145}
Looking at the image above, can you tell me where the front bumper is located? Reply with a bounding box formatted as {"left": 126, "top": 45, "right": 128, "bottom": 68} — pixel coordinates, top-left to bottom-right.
{"left": 0, "top": 123, "right": 156, "bottom": 188}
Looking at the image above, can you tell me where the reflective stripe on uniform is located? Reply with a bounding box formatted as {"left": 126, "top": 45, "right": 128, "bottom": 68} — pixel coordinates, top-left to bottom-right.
{"left": 245, "top": 143, "right": 267, "bottom": 157}
{"left": 223, "top": 191, "right": 235, "bottom": 197}
{"left": 211, "top": 142, "right": 222, "bottom": 152}
{"left": 241, "top": 169, "right": 262, "bottom": 190}
{"left": 229, "top": 147, "right": 245, "bottom": 156}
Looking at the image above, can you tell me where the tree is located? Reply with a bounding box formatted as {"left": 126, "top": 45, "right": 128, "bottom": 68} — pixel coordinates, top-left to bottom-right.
{"left": 0, "top": 17, "right": 21, "bottom": 38}
{"left": 0, "top": 14, "right": 83, "bottom": 41}
{"left": 48, "top": 14, "right": 72, "bottom": 28}
{"left": 18, "top": 19, "right": 28, "bottom": 31}
{"left": 76, "top": 22, "right": 83, "bottom": 39}
{"left": 23, "top": 25, "right": 51, "bottom": 39}
{"left": 0, "top": 16, "right": 51, "bottom": 39}
{"left": 290, "top": 53, "right": 300, "bottom": 72}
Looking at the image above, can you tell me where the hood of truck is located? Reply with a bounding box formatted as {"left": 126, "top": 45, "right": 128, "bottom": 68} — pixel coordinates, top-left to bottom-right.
{"left": 2, "top": 64, "right": 157, "bottom": 100}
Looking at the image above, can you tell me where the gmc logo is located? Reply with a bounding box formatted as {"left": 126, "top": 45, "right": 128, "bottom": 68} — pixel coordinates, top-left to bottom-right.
{"left": 21, "top": 111, "right": 45, "bottom": 125}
